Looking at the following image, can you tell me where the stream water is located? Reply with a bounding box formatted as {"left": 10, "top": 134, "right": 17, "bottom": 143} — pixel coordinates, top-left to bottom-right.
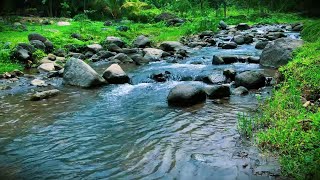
{"left": 0, "top": 30, "right": 300, "bottom": 179}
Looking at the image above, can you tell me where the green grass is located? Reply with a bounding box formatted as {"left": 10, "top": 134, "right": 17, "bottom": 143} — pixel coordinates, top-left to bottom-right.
{"left": 0, "top": 9, "right": 305, "bottom": 74}
{"left": 238, "top": 20, "right": 320, "bottom": 179}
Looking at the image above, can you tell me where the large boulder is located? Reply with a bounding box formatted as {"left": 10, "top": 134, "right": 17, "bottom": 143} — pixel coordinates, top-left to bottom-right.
{"left": 17, "top": 43, "right": 36, "bottom": 53}
{"left": 133, "top": 35, "right": 151, "bottom": 48}
{"left": 235, "top": 71, "right": 266, "bottom": 89}
{"left": 205, "top": 85, "right": 231, "bottom": 99}
{"left": 105, "top": 36, "right": 125, "bottom": 48}
{"left": 63, "top": 58, "right": 105, "bottom": 88}
{"left": 160, "top": 41, "right": 184, "bottom": 52}
{"left": 167, "top": 84, "right": 207, "bottom": 106}
{"left": 102, "top": 64, "right": 130, "bottom": 84}
{"left": 260, "top": 38, "right": 303, "bottom": 68}
{"left": 223, "top": 68, "right": 236, "bottom": 81}
{"left": 202, "top": 74, "right": 226, "bottom": 84}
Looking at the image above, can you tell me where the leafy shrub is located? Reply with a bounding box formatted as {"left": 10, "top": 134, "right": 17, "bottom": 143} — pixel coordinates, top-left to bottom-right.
{"left": 73, "top": 13, "right": 89, "bottom": 21}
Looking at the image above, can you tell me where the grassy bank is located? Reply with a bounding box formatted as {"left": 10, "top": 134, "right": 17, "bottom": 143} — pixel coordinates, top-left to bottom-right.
{"left": 239, "top": 20, "right": 320, "bottom": 179}
{"left": 0, "top": 9, "right": 304, "bottom": 74}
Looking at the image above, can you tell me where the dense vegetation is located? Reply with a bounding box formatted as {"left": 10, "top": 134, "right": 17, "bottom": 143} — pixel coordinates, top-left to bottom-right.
{"left": 239, "top": 20, "right": 320, "bottom": 179}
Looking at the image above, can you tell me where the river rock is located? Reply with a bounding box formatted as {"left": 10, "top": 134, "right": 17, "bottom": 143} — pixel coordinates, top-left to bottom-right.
{"left": 111, "top": 53, "right": 134, "bottom": 63}
{"left": 236, "top": 23, "right": 250, "bottom": 31}
{"left": 244, "top": 34, "right": 254, "bottom": 44}
{"left": 212, "top": 55, "right": 224, "bottom": 65}
{"left": 105, "top": 36, "right": 125, "bottom": 48}
{"left": 219, "top": 20, "right": 228, "bottom": 30}
{"left": 28, "top": 33, "right": 47, "bottom": 43}
{"left": 199, "top": 31, "right": 214, "bottom": 39}
{"left": 12, "top": 47, "right": 32, "bottom": 63}
{"left": 292, "top": 23, "right": 303, "bottom": 32}
{"left": 130, "top": 54, "right": 150, "bottom": 65}
{"left": 167, "top": 84, "right": 207, "bottom": 106}
{"left": 87, "top": 44, "right": 103, "bottom": 53}
{"left": 17, "top": 43, "right": 36, "bottom": 53}
{"left": 221, "top": 42, "right": 238, "bottom": 49}
{"left": 30, "top": 40, "right": 46, "bottom": 51}
{"left": 133, "top": 35, "right": 151, "bottom": 48}
{"left": 223, "top": 68, "right": 236, "bottom": 81}
{"left": 235, "top": 71, "right": 266, "bottom": 89}
{"left": 44, "top": 40, "right": 54, "bottom": 53}
{"left": 222, "top": 56, "right": 238, "bottom": 64}
{"left": 248, "top": 56, "right": 260, "bottom": 64}
{"left": 151, "top": 71, "right": 171, "bottom": 82}
{"left": 233, "top": 35, "right": 245, "bottom": 45}
{"left": 31, "top": 79, "right": 47, "bottom": 87}
{"left": 232, "top": 86, "right": 249, "bottom": 95}
{"left": 102, "top": 64, "right": 130, "bottom": 84}
{"left": 143, "top": 48, "right": 164, "bottom": 61}
{"left": 160, "top": 41, "right": 184, "bottom": 52}
{"left": 107, "top": 43, "right": 123, "bottom": 53}
{"left": 203, "top": 74, "right": 227, "bottom": 84}
{"left": 205, "top": 85, "right": 231, "bottom": 99}
{"left": 30, "top": 89, "right": 60, "bottom": 101}
{"left": 63, "top": 58, "right": 105, "bottom": 88}
{"left": 255, "top": 41, "right": 268, "bottom": 49}
{"left": 266, "top": 32, "right": 286, "bottom": 40}
{"left": 260, "top": 38, "right": 303, "bottom": 68}
{"left": 97, "top": 50, "right": 115, "bottom": 59}
{"left": 38, "top": 63, "right": 55, "bottom": 72}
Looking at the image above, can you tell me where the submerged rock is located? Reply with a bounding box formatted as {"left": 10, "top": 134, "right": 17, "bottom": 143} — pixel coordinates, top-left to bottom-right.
{"left": 30, "top": 89, "right": 60, "bottom": 101}
{"left": 260, "top": 38, "right": 303, "bottom": 68}
{"left": 205, "top": 85, "right": 231, "bottom": 99}
{"left": 232, "top": 86, "right": 249, "bottom": 95}
{"left": 102, "top": 64, "right": 130, "bottom": 84}
{"left": 255, "top": 41, "right": 268, "bottom": 49}
{"left": 212, "top": 55, "right": 224, "bottom": 65}
{"left": 221, "top": 42, "right": 238, "bottom": 49}
{"left": 167, "top": 84, "right": 206, "bottom": 106}
{"left": 63, "top": 58, "right": 105, "bottom": 88}
{"left": 235, "top": 71, "right": 266, "bottom": 89}
{"left": 31, "top": 79, "right": 47, "bottom": 87}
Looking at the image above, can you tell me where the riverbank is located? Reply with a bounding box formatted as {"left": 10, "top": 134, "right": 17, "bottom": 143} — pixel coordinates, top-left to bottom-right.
{"left": 240, "top": 20, "right": 320, "bottom": 179}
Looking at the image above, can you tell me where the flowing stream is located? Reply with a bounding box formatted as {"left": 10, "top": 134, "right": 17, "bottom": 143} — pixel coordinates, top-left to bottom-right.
{"left": 0, "top": 30, "right": 300, "bottom": 179}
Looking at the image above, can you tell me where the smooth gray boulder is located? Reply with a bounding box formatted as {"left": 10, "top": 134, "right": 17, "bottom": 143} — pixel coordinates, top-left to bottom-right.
{"left": 219, "top": 20, "right": 228, "bottom": 30}
{"left": 111, "top": 53, "right": 134, "bottom": 63}
{"left": 102, "top": 64, "right": 130, "bottom": 84}
{"left": 235, "top": 71, "right": 266, "bottom": 89}
{"left": 205, "top": 85, "right": 231, "bottom": 99}
{"left": 260, "top": 38, "right": 303, "bottom": 68}
{"left": 63, "top": 58, "right": 105, "bottom": 88}
{"left": 30, "top": 40, "right": 46, "bottom": 50}
{"left": 133, "top": 35, "right": 151, "bottom": 48}
{"left": 167, "top": 84, "right": 206, "bottom": 106}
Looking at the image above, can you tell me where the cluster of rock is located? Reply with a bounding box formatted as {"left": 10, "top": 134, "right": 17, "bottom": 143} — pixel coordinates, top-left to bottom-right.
{"left": 12, "top": 33, "right": 54, "bottom": 64}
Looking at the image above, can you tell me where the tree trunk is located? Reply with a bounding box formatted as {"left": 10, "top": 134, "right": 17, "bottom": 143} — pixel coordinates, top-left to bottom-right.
{"left": 223, "top": 2, "right": 227, "bottom": 18}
